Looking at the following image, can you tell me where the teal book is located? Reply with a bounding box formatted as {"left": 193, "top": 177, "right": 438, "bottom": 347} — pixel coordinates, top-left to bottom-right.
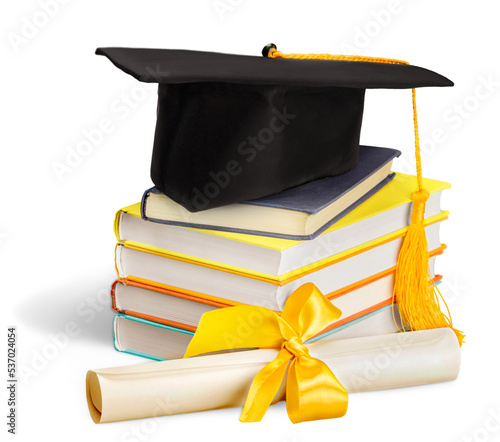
{"left": 113, "top": 304, "right": 402, "bottom": 361}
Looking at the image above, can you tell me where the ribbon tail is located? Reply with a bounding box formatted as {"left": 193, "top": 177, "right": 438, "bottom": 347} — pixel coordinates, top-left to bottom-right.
{"left": 239, "top": 350, "right": 291, "bottom": 423}
{"left": 184, "top": 306, "right": 284, "bottom": 358}
{"left": 286, "top": 356, "right": 348, "bottom": 424}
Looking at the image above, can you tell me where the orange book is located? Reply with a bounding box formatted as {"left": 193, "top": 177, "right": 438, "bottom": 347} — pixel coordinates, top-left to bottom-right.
{"left": 111, "top": 269, "right": 443, "bottom": 335}
{"left": 110, "top": 269, "right": 443, "bottom": 361}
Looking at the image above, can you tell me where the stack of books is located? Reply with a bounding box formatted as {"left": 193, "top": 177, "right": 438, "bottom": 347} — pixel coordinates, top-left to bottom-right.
{"left": 109, "top": 145, "right": 450, "bottom": 361}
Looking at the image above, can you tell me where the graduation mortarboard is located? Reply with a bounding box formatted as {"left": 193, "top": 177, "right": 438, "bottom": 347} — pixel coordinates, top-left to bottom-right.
{"left": 96, "top": 45, "right": 452, "bottom": 212}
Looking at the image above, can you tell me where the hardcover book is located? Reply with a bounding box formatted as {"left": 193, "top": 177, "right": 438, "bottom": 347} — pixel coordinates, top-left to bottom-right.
{"left": 115, "top": 221, "right": 445, "bottom": 311}
{"left": 113, "top": 303, "right": 405, "bottom": 361}
{"left": 117, "top": 173, "right": 450, "bottom": 277}
{"left": 141, "top": 145, "right": 400, "bottom": 239}
{"left": 111, "top": 273, "right": 442, "bottom": 334}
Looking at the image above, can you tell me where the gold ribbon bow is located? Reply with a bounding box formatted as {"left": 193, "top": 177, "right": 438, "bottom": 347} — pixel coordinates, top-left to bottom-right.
{"left": 184, "top": 283, "right": 348, "bottom": 423}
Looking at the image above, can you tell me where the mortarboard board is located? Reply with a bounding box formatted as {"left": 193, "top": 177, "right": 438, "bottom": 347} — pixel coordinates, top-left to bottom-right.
{"left": 95, "top": 45, "right": 452, "bottom": 212}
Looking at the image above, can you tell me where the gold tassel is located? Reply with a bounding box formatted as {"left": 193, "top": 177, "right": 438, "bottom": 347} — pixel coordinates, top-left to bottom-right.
{"left": 393, "top": 89, "right": 464, "bottom": 346}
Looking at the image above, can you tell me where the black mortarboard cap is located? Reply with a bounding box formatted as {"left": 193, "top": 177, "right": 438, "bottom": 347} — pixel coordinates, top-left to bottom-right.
{"left": 96, "top": 46, "right": 453, "bottom": 212}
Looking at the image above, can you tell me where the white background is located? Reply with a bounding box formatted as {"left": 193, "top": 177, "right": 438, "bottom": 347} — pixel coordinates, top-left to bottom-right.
{"left": 1, "top": 1, "right": 499, "bottom": 441}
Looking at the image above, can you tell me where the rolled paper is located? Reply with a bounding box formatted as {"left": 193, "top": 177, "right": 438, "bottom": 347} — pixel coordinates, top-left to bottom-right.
{"left": 87, "top": 328, "right": 460, "bottom": 423}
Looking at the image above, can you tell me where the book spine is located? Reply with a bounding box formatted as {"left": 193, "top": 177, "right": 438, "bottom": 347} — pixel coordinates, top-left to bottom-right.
{"left": 140, "top": 188, "right": 151, "bottom": 221}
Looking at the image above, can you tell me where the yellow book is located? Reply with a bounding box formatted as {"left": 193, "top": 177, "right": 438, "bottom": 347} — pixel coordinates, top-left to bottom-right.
{"left": 115, "top": 173, "right": 450, "bottom": 280}
{"left": 115, "top": 228, "right": 445, "bottom": 310}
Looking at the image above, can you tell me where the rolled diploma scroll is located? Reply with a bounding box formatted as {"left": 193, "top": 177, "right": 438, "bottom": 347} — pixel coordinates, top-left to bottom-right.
{"left": 87, "top": 328, "right": 460, "bottom": 423}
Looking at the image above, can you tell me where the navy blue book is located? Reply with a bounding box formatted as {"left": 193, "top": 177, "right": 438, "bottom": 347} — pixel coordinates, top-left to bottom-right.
{"left": 141, "top": 145, "right": 400, "bottom": 240}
